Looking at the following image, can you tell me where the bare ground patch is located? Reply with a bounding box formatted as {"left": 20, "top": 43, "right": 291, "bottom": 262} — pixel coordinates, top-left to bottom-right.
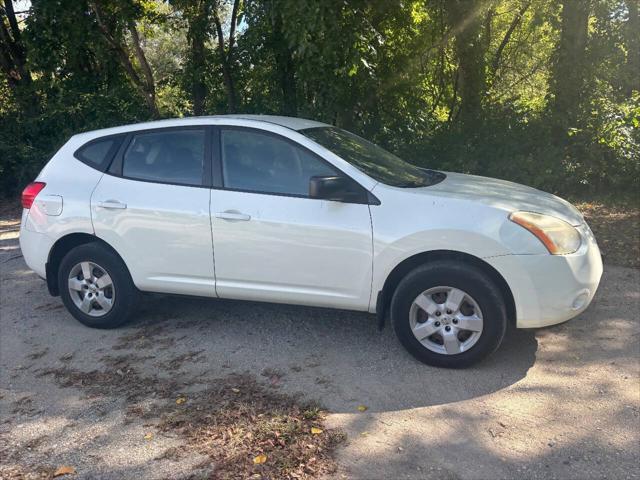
{"left": 3, "top": 350, "right": 344, "bottom": 480}
{"left": 575, "top": 201, "right": 640, "bottom": 268}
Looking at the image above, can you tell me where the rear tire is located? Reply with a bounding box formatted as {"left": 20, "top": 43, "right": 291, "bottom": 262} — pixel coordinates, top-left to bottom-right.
{"left": 391, "top": 260, "right": 507, "bottom": 368}
{"left": 58, "top": 242, "right": 137, "bottom": 329}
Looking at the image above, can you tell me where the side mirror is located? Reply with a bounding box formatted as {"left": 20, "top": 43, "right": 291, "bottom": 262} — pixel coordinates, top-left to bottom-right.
{"left": 309, "top": 175, "right": 366, "bottom": 203}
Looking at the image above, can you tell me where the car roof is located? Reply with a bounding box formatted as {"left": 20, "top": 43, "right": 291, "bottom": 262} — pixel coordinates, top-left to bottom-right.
{"left": 73, "top": 115, "right": 329, "bottom": 140}
{"left": 217, "top": 114, "right": 328, "bottom": 131}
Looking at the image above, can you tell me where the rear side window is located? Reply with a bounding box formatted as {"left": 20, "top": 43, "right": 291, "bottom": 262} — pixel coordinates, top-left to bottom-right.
{"left": 75, "top": 136, "right": 123, "bottom": 171}
{"left": 122, "top": 129, "right": 205, "bottom": 186}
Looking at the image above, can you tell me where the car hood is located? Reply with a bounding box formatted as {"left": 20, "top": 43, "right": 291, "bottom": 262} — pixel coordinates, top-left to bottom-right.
{"left": 421, "top": 172, "right": 584, "bottom": 225}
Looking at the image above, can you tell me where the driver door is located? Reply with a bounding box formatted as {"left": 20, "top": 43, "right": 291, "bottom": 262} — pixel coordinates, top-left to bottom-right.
{"left": 210, "top": 127, "right": 374, "bottom": 310}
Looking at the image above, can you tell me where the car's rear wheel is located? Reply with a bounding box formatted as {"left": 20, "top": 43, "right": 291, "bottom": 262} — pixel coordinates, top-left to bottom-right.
{"left": 58, "top": 243, "right": 137, "bottom": 329}
{"left": 391, "top": 260, "right": 507, "bottom": 368}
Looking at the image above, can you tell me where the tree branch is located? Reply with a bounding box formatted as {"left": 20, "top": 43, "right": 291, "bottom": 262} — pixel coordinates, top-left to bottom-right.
{"left": 0, "top": 8, "right": 29, "bottom": 84}
{"left": 211, "top": 4, "right": 226, "bottom": 60}
{"left": 212, "top": 1, "right": 238, "bottom": 111}
{"left": 0, "top": 38, "right": 16, "bottom": 81}
{"left": 3, "top": 0, "right": 20, "bottom": 42}
{"left": 227, "top": 0, "right": 240, "bottom": 58}
{"left": 128, "top": 20, "right": 155, "bottom": 94}
{"left": 90, "top": 1, "right": 143, "bottom": 88}
{"left": 491, "top": 1, "right": 530, "bottom": 76}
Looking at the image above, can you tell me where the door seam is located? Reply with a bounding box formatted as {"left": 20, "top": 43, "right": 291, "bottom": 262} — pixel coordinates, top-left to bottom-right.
{"left": 209, "top": 190, "right": 219, "bottom": 298}
{"left": 88, "top": 171, "right": 107, "bottom": 235}
{"left": 366, "top": 204, "right": 375, "bottom": 313}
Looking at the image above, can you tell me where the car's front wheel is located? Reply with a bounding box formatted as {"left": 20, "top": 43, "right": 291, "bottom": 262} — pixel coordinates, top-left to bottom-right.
{"left": 391, "top": 260, "right": 507, "bottom": 368}
{"left": 58, "top": 242, "right": 137, "bottom": 329}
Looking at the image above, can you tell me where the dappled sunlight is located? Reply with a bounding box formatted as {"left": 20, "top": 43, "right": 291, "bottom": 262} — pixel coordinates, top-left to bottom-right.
{"left": 332, "top": 401, "right": 638, "bottom": 478}
{"left": 0, "top": 221, "right": 20, "bottom": 241}
{"left": 4, "top": 414, "right": 72, "bottom": 445}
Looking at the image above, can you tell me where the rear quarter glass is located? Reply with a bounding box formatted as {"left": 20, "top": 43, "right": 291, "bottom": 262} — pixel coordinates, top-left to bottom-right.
{"left": 74, "top": 135, "right": 125, "bottom": 171}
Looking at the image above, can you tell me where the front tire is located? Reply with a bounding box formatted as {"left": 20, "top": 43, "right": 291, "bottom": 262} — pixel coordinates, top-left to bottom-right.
{"left": 391, "top": 261, "right": 507, "bottom": 368}
{"left": 58, "top": 242, "right": 137, "bottom": 329}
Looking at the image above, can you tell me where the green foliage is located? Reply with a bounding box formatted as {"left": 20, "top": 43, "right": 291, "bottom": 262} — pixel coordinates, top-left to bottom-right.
{"left": 0, "top": 0, "right": 638, "bottom": 198}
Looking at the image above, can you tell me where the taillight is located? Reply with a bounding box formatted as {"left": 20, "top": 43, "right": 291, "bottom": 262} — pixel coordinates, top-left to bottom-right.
{"left": 21, "top": 182, "right": 46, "bottom": 209}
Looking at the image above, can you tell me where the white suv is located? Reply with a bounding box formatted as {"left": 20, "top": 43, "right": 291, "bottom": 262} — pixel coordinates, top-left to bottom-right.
{"left": 19, "top": 115, "right": 603, "bottom": 368}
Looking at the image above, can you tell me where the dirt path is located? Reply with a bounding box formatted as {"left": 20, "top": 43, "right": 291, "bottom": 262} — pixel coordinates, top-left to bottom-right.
{"left": 1, "top": 216, "right": 639, "bottom": 479}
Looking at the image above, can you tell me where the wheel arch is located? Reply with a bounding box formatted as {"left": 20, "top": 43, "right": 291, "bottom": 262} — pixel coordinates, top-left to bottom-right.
{"left": 376, "top": 250, "right": 516, "bottom": 329}
{"left": 46, "top": 233, "right": 130, "bottom": 296}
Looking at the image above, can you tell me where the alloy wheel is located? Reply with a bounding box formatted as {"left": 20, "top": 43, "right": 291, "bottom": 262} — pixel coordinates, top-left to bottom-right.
{"left": 67, "top": 261, "right": 115, "bottom": 317}
{"left": 409, "top": 286, "right": 484, "bottom": 355}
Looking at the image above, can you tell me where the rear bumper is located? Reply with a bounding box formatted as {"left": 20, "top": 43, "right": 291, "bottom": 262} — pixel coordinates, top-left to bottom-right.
{"left": 486, "top": 224, "right": 603, "bottom": 328}
{"left": 19, "top": 210, "right": 54, "bottom": 280}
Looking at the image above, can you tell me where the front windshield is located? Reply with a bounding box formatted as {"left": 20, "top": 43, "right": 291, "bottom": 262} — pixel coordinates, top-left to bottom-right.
{"left": 300, "top": 126, "right": 444, "bottom": 187}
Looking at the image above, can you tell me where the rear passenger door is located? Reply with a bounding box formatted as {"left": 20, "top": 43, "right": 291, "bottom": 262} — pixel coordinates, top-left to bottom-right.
{"left": 91, "top": 127, "right": 216, "bottom": 297}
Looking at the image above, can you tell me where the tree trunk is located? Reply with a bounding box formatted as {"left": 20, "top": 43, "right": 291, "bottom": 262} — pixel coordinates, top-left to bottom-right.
{"left": 128, "top": 21, "right": 159, "bottom": 118}
{"left": 191, "top": 35, "right": 207, "bottom": 115}
{"left": 443, "top": 0, "right": 488, "bottom": 126}
{"left": 490, "top": 1, "right": 530, "bottom": 80}
{"left": 0, "top": 0, "right": 32, "bottom": 89}
{"left": 550, "top": 0, "right": 591, "bottom": 128}
{"left": 626, "top": 0, "right": 639, "bottom": 95}
{"left": 220, "top": 61, "right": 237, "bottom": 112}
{"left": 187, "top": 0, "right": 210, "bottom": 115}
{"left": 271, "top": 10, "right": 297, "bottom": 116}
{"left": 212, "top": 0, "right": 240, "bottom": 113}
{"left": 90, "top": 1, "right": 159, "bottom": 117}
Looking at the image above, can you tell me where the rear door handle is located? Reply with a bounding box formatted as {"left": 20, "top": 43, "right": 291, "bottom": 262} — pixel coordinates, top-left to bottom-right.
{"left": 97, "top": 200, "right": 127, "bottom": 210}
{"left": 214, "top": 211, "right": 251, "bottom": 221}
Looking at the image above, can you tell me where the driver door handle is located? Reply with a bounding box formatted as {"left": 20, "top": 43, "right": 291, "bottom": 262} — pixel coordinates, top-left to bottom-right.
{"left": 214, "top": 211, "right": 251, "bottom": 221}
{"left": 97, "top": 200, "right": 127, "bottom": 210}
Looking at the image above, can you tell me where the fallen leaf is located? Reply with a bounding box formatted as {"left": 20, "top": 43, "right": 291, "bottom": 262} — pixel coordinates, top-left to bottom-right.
{"left": 311, "top": 427, "right": 323, "bottom": 435}
{"left": 53, "top": 466, "right": 76, "bottom": 477}
{"left": 356, "top": 405, "right": 368, "bottom": 412}
{"left": 176, "top": 397, "right": 186, "bottom": 405}
{"left": 144, "top": 433, "right": 153, "bottom": 440}
{"left": 253, "top": 454, "right": 267, "bottom": 464}
{"left": 231, "top": 388, "right": 240, "bottom": 393}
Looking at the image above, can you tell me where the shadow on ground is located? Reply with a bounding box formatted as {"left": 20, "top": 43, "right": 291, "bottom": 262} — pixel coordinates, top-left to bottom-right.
{"left": 2, "top": 221, "right": 638, "bottom": 479}
{"left": 128, "top": 292, "right": 538, "bottom": 412}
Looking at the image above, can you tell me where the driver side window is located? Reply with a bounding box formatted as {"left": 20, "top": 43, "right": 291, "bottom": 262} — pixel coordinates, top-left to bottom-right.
{"left": 220, "top": 129, "right": 337, "bottom": 196}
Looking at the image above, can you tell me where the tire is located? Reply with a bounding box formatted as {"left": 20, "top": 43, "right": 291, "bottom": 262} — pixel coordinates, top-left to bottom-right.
{"left": 390, "top": 260, "right": 507, "bottom": 368}
{"left": 58, "top": 242, "right": 138, "bottom": 329}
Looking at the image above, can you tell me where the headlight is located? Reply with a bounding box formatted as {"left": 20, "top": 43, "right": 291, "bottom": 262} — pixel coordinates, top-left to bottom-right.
{"left": 509, "top": 211, "right": 582, "bottom": 255}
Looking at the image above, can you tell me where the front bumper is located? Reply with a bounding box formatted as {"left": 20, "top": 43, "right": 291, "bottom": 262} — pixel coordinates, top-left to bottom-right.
{"left": 486, "top": 224, "right": 603, "bottom": 328}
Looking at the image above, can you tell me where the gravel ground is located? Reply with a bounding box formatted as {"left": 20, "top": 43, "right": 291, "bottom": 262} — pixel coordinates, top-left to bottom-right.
{"left": 1, "top": 215, "right": 639, "bottom": 479}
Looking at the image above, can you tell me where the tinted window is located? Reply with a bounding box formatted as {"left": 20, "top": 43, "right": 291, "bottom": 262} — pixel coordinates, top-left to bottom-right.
{"left": 221, "top": 129, "right": 337, "bottom": 196}
{"left": 76, "top": 137, "right": 122, "bottom": 170}
{"left": 301, "top": 127, "right": 445, "bottom": 187}
{"left": 122, "top": 129, "right": 205, "bottom": 186}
